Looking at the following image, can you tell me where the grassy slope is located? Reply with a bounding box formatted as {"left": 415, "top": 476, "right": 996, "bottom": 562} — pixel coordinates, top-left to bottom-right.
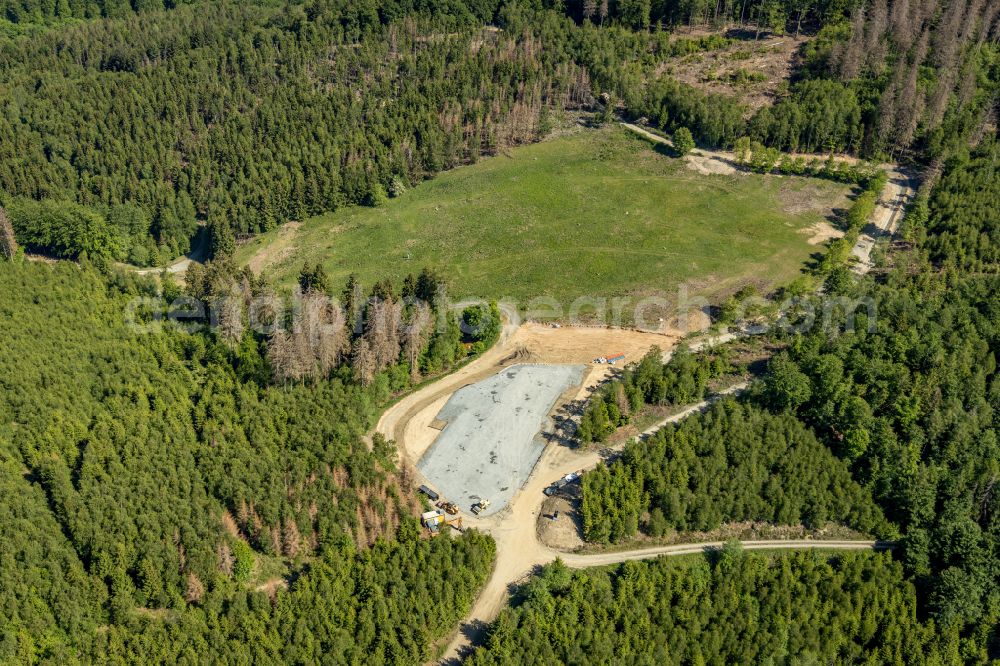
{"left": 237, "top": 125, "right": 852, "bottom": 307}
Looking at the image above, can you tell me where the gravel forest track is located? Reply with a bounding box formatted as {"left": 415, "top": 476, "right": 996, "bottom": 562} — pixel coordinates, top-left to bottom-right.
{"left": 429, "top": 370, "right": 881, "bottom": 665}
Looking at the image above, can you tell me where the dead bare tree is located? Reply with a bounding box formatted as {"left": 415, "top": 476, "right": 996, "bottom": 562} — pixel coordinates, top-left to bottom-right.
{"left": 889, "top": 0, "right": 915, "bottom": 52}
{"left": 215, "top": 283, "right": 247, "bottom": 347}
{"left": 298, "top": 292, "right": 349, "bottom": 376}
{"left": 185, "top": 573, "right": 205, "bottom": 604}
{"left": 402, "top": 301, "right": 433, "bottom": 381}
{"left": 282, "top": 517, "right": 301, "bottom": 557}
{"left": 864, "top": 0, "right": 889, "bottom": 73}
{"left": 268, "top": 328, "right": 311, "bottom": 385}
{"left": 364, "top": 298, "right": 402, "bottom": 371}
{"left": 217, "top": 543, "right": 234, "bottom": 576}
{"left": 837, "top": 8, "right": 866, "bottom": 81}
{"left": 0, "top": 207, "right": 17, "bottom": 260}
{"left": 351, "top": 337, "right": 378, "bottom": 386}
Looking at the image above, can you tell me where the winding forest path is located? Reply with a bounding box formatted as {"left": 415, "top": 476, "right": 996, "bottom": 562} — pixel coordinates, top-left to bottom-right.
{"left": 131, "top": 222, "right": 209, "bottom": 278}
{"left": 850, "top": 169, "right": 915, "bottom": 274}
{"left": 431, "top": 376, "right": 884, "bottom": 664}
{"left": 556, "top": 539, "right": 891, "bottom": 568}
{"left": 433, "top": 379, "right": 748, "bottom": 665}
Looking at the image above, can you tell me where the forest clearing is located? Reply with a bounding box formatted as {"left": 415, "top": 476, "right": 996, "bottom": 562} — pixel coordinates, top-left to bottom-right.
{"left": 236, "top": 124, "right": 854, "bottom": 308}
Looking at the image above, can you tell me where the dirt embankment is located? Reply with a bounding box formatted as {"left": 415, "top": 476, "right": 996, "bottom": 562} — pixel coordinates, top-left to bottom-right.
{"left": 245, "top": 221, "right": 302, "bottom": 274}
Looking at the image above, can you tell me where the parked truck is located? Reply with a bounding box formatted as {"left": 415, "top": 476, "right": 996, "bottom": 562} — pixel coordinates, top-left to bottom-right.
{"left": 593, "top": 353, "right": 625, "bottom": 365}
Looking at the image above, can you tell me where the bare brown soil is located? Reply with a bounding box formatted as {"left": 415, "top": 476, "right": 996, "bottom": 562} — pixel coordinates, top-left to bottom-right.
{"left": 657, "top": 37, "right": 804, "bottom": 113}
{"left": 802, "top": 220, "right": 844, "bottom": 245}
{"left": 686, "top": 152, "right": 740, "bottom": 175}
{"left": 246, "top": 221, "right": 301, "bottom": 274}
{"left": 537, "top": 495, "right": 584, "bottom": 551}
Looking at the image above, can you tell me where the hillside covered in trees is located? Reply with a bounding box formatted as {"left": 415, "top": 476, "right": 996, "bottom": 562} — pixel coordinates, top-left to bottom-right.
{"left": 755, "top": 141, "right": 1000, "bottom": 631}
{"left": 581, "top": 399, "right": 893, "bottom": 543}
{"left": 0, "top": 0, "right": 596, "bottom": 260}
{"left": 0, "top": 260, "right": 496, "bottom": 663}
{"left": 1, "top": 0, "right": 999, "bottom": 661}
{"left": 466, "top": 549, "right": 982, "bottom": 663}
{"left": 3, "top": 0, "right": 996, "bottom": 264}
{"left": 568, "top": 137, "right": 1000, "bottom": 651}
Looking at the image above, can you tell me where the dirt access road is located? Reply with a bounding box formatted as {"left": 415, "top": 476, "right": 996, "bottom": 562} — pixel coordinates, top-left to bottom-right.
{"left": 373, "top": 318, "right": 819, "bottom": 665}
{"left": 130, "top": 223, "right": 209, "bottom": 279}
{"left": 426, "top": 368, "right": 880, "bottom": 664}
{"left": 850, "top": 169, "right": 915, "bottom": 274}
{"left": 377, "top": 312, "right": 688, "bottom": 464}
{"left": 557, "top": 539, "right": 891, "bottom": 567}
{"left": 619, "top": 122, "right": 916, "bottom": 273}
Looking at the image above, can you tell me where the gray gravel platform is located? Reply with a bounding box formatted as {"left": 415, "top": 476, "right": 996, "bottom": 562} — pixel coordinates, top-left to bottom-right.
{"left": 417, "top": 364, "right": 586, "bottom": 517}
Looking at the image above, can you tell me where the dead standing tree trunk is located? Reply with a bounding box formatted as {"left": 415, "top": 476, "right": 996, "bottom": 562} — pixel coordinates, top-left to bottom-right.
{"left": 0, "top": 207, "right": 17, "bottom": 260}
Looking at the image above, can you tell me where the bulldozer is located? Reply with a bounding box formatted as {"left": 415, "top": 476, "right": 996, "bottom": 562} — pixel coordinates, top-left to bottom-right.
{"left": 471, "top": 498, "right": 490, "bottom": 515}
{"left": 436, "top": 501, "right": 459, "bottom": 515}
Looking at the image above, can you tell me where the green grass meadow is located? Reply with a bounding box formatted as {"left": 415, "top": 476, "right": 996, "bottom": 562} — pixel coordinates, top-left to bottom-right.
{"left": 237, "top": 126, "right": 853, "bottom": 308}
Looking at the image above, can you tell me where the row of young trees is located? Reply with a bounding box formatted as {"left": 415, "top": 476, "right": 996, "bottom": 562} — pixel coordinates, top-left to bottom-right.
{"left": 577, "top": 345, "right": 732, "bottom": 443}
{"left": 467, "top": 549, "right": 982, "bottom": 663}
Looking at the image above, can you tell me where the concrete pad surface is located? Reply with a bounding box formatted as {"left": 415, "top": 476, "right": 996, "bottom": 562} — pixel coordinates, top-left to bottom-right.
{"left": 417, "top": 363, "right": 586, "bottom": 517}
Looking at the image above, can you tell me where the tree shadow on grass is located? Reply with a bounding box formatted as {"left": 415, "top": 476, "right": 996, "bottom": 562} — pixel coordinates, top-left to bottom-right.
{"left": 652, "top": 141, "right": 681, "bottom": 159}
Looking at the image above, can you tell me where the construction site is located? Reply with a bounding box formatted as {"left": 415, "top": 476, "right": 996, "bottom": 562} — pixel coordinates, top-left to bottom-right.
{"left": 417, "top": 363, "right": 587, "bottom": 518}
{"left": 385, "top": 321, "right": 689, "bottom": 538}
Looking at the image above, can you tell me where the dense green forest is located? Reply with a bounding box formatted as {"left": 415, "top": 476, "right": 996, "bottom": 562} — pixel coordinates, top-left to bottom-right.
{"left": 2, "top": 0, "right": 195, "bottom": 26}
{"left": 581, "top": 399, "right": 892, "bottom": 542}
{"left": 755, "top": 142, "right": 1000, "bottom": 631}
{"left": 0, "top": 0, "right": 592, "bottom": 259}
{"left": 467, "top": 549, "right": 986, "bottom": 663}
{"left": 4, "top": 0, "right": 996, "bottom": 262}
{"left": 577, "top": 344, "right": 733, "bottom": 443}
{"left": 2, "top": 0, "right": 999, "bottom": 660}
{"left": 0, "top": 260, "right": 496, "bottom": 663}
